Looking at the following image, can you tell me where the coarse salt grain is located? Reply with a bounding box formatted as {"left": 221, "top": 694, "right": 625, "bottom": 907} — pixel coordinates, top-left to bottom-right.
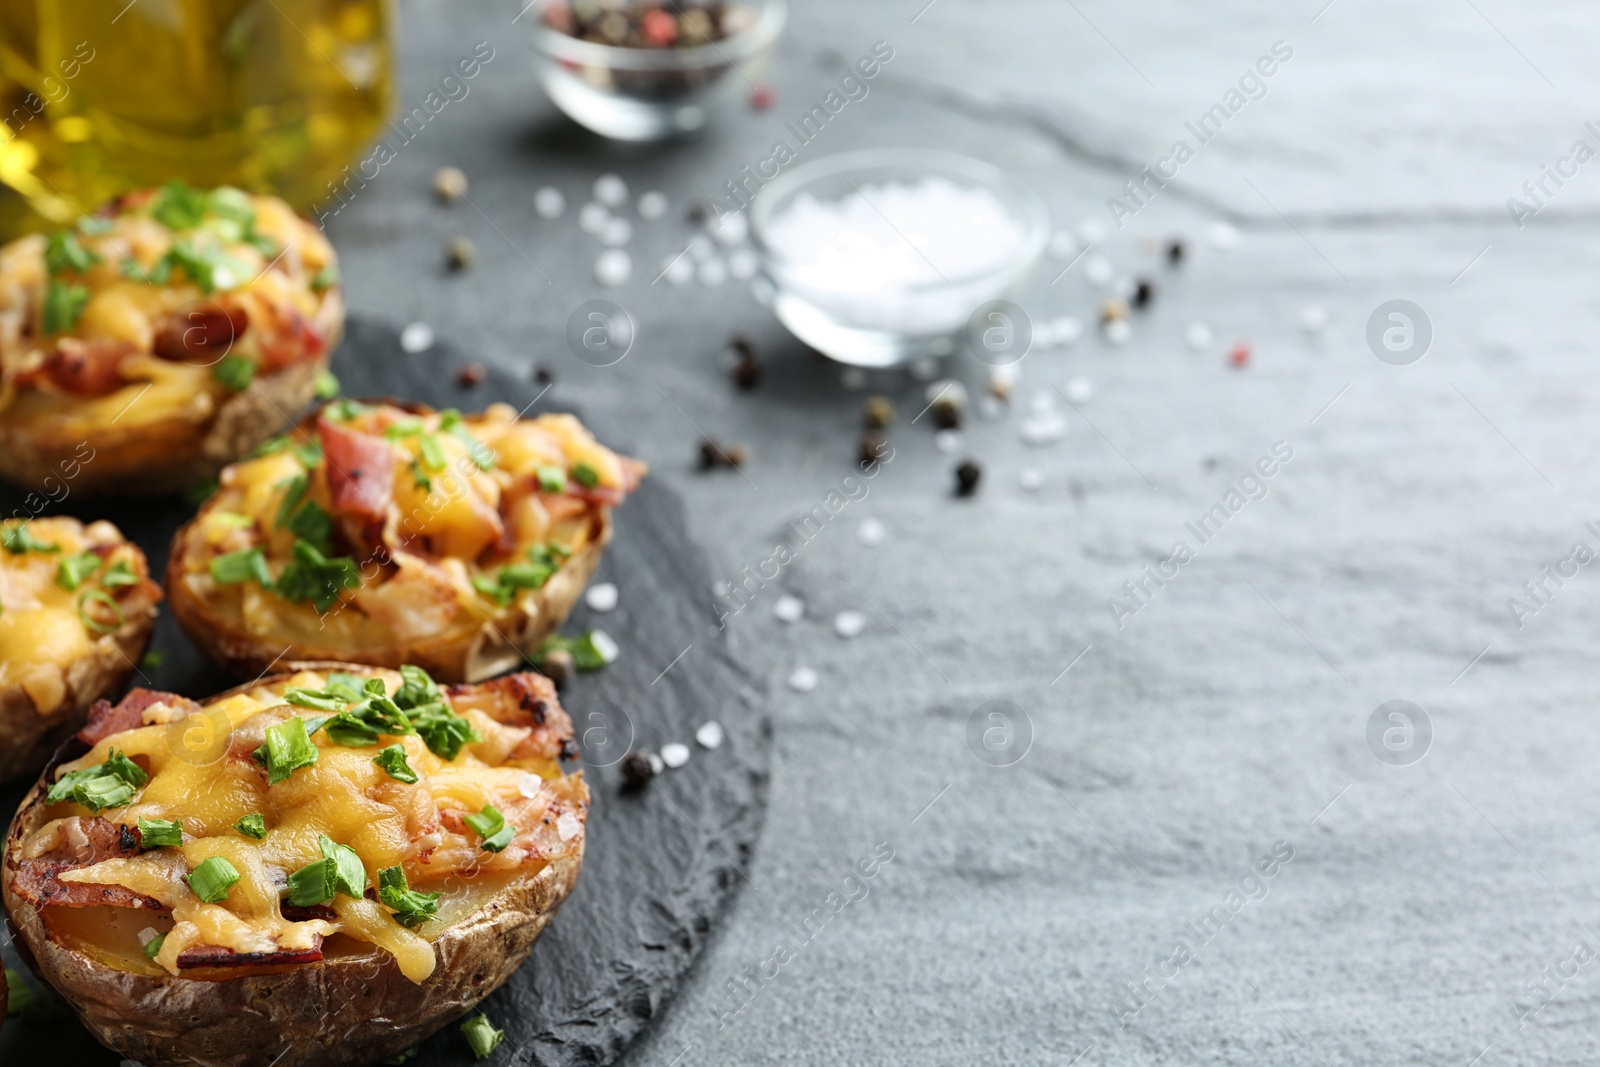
{"left": 695, "top": 721, "right": 725, "bottom": 749}
{"left": 637, "top": 191, "right": 668, "bottom": 219}
{"left": 788, "top": 666, "right": 818, "bottom": 692}
{"left": 834, "top": 610, "right": 866, "bottom": 638}
{"left": 687, "top": 234, "right": 716, "bottom": 261}
{"left": 1104, "top": 319, "right": 1132, "bottom": 346}
{"left": 1064, "top": 376, "right": 1094, "bottom": 404}
{"left": 909, "top": 357, "right": 941, "bottom": 382}
{"left": 1300, "top": 304, "right": 1329, "bottom": 333}
{"left": 1028, "top": 390, "right": 1056, "bottom": 416}
{"left": 1185, "top": 321, "right": 1213, "bottom": 350}
{"left": 1049, "top": 316, "right": 1083, "bottom": 347}
{"left": 977, "top": 395, "right": 1005, "bottom": 420}
{"left": 589, "top": 629, "right": 620, "bottom": 664}
{"left": 1076, "top": 218, "right": 1109, "bottom": 245}
{"left": 648, "top": 752, "right": 665, "bottom": 774}
{"left": 399, "top": 322, "right": 434, "bottom": 353}
{"left": 840, "top": 367, "right": 867, "bottom": 390}
{"left": 711, "top": 211, "right": 749, "bottom": 246}
{"left": 535, "top": 187, "right": 566, "bottom": 219}
{"left": 579, "top": 202, "right": 610, "bottom": 234}
{"left": 774, "top": 594, "right": 804, "bottom": 622}
{"left": 595, "top": 249, "right": 631, "bottom": 286}
{"left": 663, "top": 254, "right": 694, "bottom": 286}
{"left": 518, "top": 772, "right": 544, "bottom": 798}
{"left": 661, "top": 742, "right": 690, "bottom": 768}
{"left": 857, "top": 518, "right": 886, "bottom": 546}
{"left": 557, "top": 812, "right": 582, "bottom": 840}
{"left": 585, "top": 582, "right": 618, "bottom": 612}
{"left": 1084, "top": 255, "right": 1115, "bottom": 287}
{"left": 1048, "top": 230, "right": 1079, "bottom": 260}
{"left": 1020, "top": 412, "right": 1069, "bottom": 445}
{"left": 935, "top": 429, "right": 963, "bottom": 454}
{"left": 601, "top": 218, "right": 633, "bottom": 246}
{"left": 727, "top": 248, "right": 758, "bottom": 280}
{"left": 697, "top": 258, "right": 728, "bottom": 287}
{"left": 1019, "top": 468, "right": 1044, "bottom": 491}
{"left": 1207, "top": 221, "right": 1240, "bottom": 249}
{"left": 594, "top": 174, "right": 628, "bottom": 207}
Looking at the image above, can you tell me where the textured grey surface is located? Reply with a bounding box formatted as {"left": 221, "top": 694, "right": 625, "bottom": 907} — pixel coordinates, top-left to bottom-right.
{"left": 327, "top": 1, "right": 1600, "bottom": 1064}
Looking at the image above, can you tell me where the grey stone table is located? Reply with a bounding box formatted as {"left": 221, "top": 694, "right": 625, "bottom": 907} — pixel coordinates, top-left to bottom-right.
{"left": 335, "top": 1, "right": 1600, "bottom": 1062}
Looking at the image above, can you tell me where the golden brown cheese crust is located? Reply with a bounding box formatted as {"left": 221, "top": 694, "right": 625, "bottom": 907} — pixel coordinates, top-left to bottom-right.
{"left": 0, "top": 516, "right": 160, "bottom": 782}
{"left": 0, "top": 184, "right": 343, "bottom": 495}
{"left": 167, "top": 400, "right": 646, "bottom": 682}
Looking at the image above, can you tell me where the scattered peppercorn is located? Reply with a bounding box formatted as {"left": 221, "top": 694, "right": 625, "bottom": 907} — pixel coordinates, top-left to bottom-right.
{"left": 1228, "top": 341, "right": 1251, "bottom": 368}
{"left": 1166, "top": 238, "right": 1185, "bottom": 265}
{"left": 863, "top": 396, "right": 895, "bottom": 430}
{"left": 729, "top": 332, "right": 755, "bottom": 358}
{"left": 445, "top": 236, "right": 476, "bottom": 271}
{"left": 456, "top": 362, "right": 487, "bottom": 387}
{"left": 750, "top": 84, "right": 775, "bottom": 110}
{"left": 620, "top": 749, "right": 656, "bottom": 786}
{"left": 1100, "top": 297, "right": 1129, "bottom": 324}
{"left": 932, "top": 396, "right": 962, "bottom": 430}
{"left": 433, "top": 166, "right": 468, "bottom": 202}
{"left": 732, "top": 353, "right": 761, "bottom": 390}
{"left": 1132, "top": 278, "right": 1154, "bottom": 308}
{"left": 534, "top": 364, "right": 554, "bottom": 385}
{"left": 859, "top": 433, "right": 886, "bottom": 467}
{"left": 699, "top": 438, "right": 747, "bottom": 469}
{"left": 540, "top": 647, "right": 575, "bottom": 687}
{"left": 687, "top": 202, "right": 708, "bottom": 225}
{"left": 954, "top": 460, "right": 982, "bottom": 497}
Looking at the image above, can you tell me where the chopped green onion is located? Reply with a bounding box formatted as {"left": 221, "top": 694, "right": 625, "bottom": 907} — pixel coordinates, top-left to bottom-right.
{"left": 287, "top": 835, "right": 366, "bottom": 905}
{"left": 274, "top": 473, "right": 308, "bottom": 527}
{"left": 182, "top": 478, "right": 219, "bottom": 505}
{"left": 187, "top": 856, "right": 242, "bottom": 903}
{"left": 77, "top": 589, "right": 125, "bottom": 634}
{"left": 55, "top": 551, "right": 102, "bottom": 591}
{"left": 274, "top": 538, "right": 361, "bottom": 613}
{"left": 373, "top": 743, "right": 419, "bottom": 784}
{"left": 377, "top": 865, "right": 441, "bottom": 929}
{"left": 101, "top": 559, "right": 140, "bottom": 587}
{"left": 406, "top": 702, "right": 480, "bottom": 762}
{"left": 460, "top": 1014, "right": 504, "bottom": 1060}
{"left": 464, "top": 804, "right": 514, "bottom": 853}
{"left": 77, "top": 216, "right": 113, "bottom": 236}
{"left": 419, "top": 434, "right": 447, "bottom": 471}
{"left": 311, "top": 263, "right": 341, "bottom": 292}
{"left": 252, "top": 715, "right": 319, "bottom": 785}
{"left": 393, "top": 665, "right": 440, "bottom": 710}
{"left": 140, "top": 649, "right": 165, "bottom": 670}
{"left": 2, "top": 522, "right": 61, "bottom": 554}
{"left": 151, "top": 181, "right": 206, "bottom": 230}
{"left": 234, "top": 813, "right": 267, "bottom": 839}
{"left": 210, "top": 512, "right": 255, "bottom": 530}
{"left": 213, "top": 355, "right": 255, "bottom": 391}
{"left": 283, "top": 686, "right": 348, "bottom": 713}
{"left": 535, "top": 465, "right": 567, "bottom": 493}
{"left": 142, "top": 932, "right": 167, "bottom": 959}
{"left": 572, "top": 463, "right": 599, "bottom": 489}
{"left": 47, "top": 749, "right": 147, "bottom": 812}
{"left": 44, "top": 230, "right": 100, "bottom": 274}
{"left": 210, "top": 547, "right": 272, "bottom": 587}
{"left": 313, "top": 369, "right": 340, "bottom": 399}
{"left": 285, "top": 501, "right": 333, "bottom": 556}
{"left": 137, "top": 817, "right": 184, "bottom": 848}
{"left": 536, "top": 631, "right": 616, "bottom": 672}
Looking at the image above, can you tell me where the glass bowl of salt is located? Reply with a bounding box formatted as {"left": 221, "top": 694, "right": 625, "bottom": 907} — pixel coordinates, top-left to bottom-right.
{"left": 749, "top": 148, "right": 1049, "bottom": 367}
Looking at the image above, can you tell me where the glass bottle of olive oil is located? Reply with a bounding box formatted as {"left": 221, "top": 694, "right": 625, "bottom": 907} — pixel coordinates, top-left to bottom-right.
{"left": 0, "top": 0, "right": 394, "bottom": 237}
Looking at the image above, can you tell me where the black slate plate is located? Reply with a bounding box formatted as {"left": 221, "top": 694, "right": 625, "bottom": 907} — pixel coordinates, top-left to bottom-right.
{"left": 0, "top": 317, "right": 770, "bottom": 1066}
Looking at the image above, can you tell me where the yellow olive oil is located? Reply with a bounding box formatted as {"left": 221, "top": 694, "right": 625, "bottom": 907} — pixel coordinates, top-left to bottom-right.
{"left": 0, "top": 0, "right": 393, "bottom": 236}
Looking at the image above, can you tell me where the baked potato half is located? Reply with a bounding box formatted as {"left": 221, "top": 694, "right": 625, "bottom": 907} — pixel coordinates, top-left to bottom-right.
{"left": 2, "top": 663, "right": 587, "bottom": 1067}
{"left": 167, "top": 400, "right": 645, "bottom": 682}
{"left": 0, "top": 183, "right": 343, "bottom": 496}
{"left": 0, "top": 516, "right": 161, "bottom": 782}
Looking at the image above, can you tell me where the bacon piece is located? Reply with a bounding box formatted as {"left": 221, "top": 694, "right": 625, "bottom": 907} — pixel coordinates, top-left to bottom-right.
{"left": 256, "top": 306, "right": 326, "bottom": 372}
{"left": 319, "top": 417, "right": 396, "bottom": 523}
{"left": 79, "top": 688, "right": 200, "bottom": 746}
{"left": 23, "top": 338, "right": 136, "bottom": 397}
{"left": 8, "top": 816, "right": 164, "bottom": 911}
{"left": 177, "top": 940, "right": 324, "bottom": 970}
{"left": 153, "top": 304, "right": 249, "bottom": 365}
{"left": 445, "top": 672, "right": 575, "bottom": 762}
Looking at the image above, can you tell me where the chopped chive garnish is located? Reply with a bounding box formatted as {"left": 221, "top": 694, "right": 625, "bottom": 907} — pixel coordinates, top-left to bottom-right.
{"left": 137, "top": 817, "right": 183, "bottom": 848}
{"left": 210, "top": 547, "right": 272, "bottom": 587}
{"left": 186, "top": 856, "right": 241, "bottom": 903}
{"left": 464, "top": 804, "right": 514, "bottom": 853}
{"left": 213, "top": 355, "right": 255, "bottom": 391}
{"left": 252, "top": 715, "right": 319, "bottom": 785}
{"left": 77, "top": 589, "right": 125, "bottom": 634}
{"left": 461, "top": 1014, "right": 504, "bottom": 1060}
{"left": 234, "top": 813, "right": 267, "bottom": 839}
{"left": 377, "top": 865, "right": 441, "bottom": 929}
{"left": 373, "top": 743, "right": 419, "bottom": 784}
{"left": 2, "top": 523, "right": 60, "bottom": 554}
{"left": 55, "top": 551, "right": 102, "bottom": 591}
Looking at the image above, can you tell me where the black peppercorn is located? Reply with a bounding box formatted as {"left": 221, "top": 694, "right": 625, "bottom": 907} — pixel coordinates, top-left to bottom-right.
{"left": 954, "top": 459, "right": 981, "bottom": 496}
{"left": 620, "top": 749, "right": 655, "bottom": 786}
{"left": 687, "top": 202, "right": 708, "bottom": 225}
{"left": 729, "top": 332, "right": 755, "bottom": 358}
{"left": 1166, "top": 239, "right": 1185, "bottom": 265}
{"left": 445, "top": 236, "right": 476, "bottom": 271}
{"left": 699, "top": 438, "right": 747, "bottom": 469}
{"left": 859, "top": 433, "right": 885, "bottom": 467}
{"left": 1132, "top": 278, "right": 1153, "bottom": 308}
{"left": 932, "top": 396, "right": 962, "bottom": 430}
{"left": 863, "top": 396, "right": 895, "bottom": 430}
{"left": 534, "top": 364, "right": 554, "bottom": 385}
{"left": 732, "top": 353, "right": 760, "bottom": 390}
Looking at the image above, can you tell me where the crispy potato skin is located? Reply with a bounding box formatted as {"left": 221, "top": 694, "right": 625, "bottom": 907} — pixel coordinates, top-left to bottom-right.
{"left": 1, "top": 664, "right": 585, "bottom": 1067}
{"left": 0, "top": 292, "right": 343, "bottom": 497}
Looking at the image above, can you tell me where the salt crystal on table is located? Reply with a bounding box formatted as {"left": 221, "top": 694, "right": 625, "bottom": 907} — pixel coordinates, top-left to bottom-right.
{"left": 1105, "top": 319, "right": 1132, "bottom": 346}
{"left": 834, "top": 611, "right": 866, "bottom": 638}
{"left": 1064, "top": 376, "right": 1094, "bottom": 404}
{"left": 1076, "top": 218, "right": 1109, "bottom": 245}
{"left": 977, "top": 395, "right": 1004, "bottom": 419}
{"left": 1020, "top": 412, "right": 1068, "bottom": 445}
{"left": 1300, "top": 304, "right": 1329, "bottom": 333}
{"left": 400, "top": 322, "right": 434, "bottom": 353}
{"left": 601, "top": 218, "right": 632, "bottom": 246}
{"left": 711, "top": 211, "right": 748, "bottom": 246}
{"left": 774, "top": 594, "right": 804, "bottom": 622}
{"left": 1207, "top": 221, "right": 1240, "bottom": 249}
{"left": 697, "top": 258, "right": 728, "bottom": 287}
{"left": 663, "top": 254, "right": 694, "bottom": 286}
{"left": 589, "top": 629, "right": 620, "bottom": 664}
{"left": 585, "top": 582, "right": 618, "bottom": 612}
{"left": 727, "top": 248, "right": 758, "bottom": 280}
{"left": 1084, "top": 256, "right": 1114, "bottom": 287}
{"left": 1185, "top": 321, "right": 1213, "bottom": 350}
{"left": 595, "top": 249, "right": 631, "bottom": 286}
{"left": 857, "top": 518, "right": 886, "bottom": 546}
{"left": 661, "top": 742, "right": 690, "bottom": 768}
{"left": 534, "top": 187, "right": 566, "bottom": 219}
{"left": 648, "top": 752, "right": 665, "bottom": 774}
{"left": 637, "top": 191, "right": 668, "bottom": 219}
{"left": 788, "top": 666, "right": 818, "bottom": 692}
{"left": 1114, "top": 276, "right": 1137, "bottom": 298}
{"left": 687, "top": 234, "right": 715, "bottom": 261}
{"left": 1019, "top": 468, "right": 1044, "bottom": 491}
{"left": 696, "top": 721, "right": 725, "bottom": 749}
{"left": 934, "top": 429, "right": 962, "bottom": 454}
{"left": 1050, "top": 316, "right": 1082, "bottom": 346}
{"left": 579, "top": 202, "right": 609, "bottom": 234}
{"left": 1028, "top": 390, "right": 1056, "bottom": 416}
{"left": 1048, "top": 231, "right": 1079, "bottom": 260}
{"left": 594, "top": 174, "right": 628, "bottom": 207}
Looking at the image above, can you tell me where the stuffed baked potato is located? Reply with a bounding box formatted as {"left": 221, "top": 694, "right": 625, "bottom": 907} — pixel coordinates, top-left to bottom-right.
{"left": 0, "top": 517, "right": 161, "bottom": 782}
{"left": 2, "top": 663, "right": 587, "bottom": 1067}
{"left": 0, "top": 182, "right": 343, "bottom": 495}
{"left": 167, "top": 399, "right": 645, "bottom": 682}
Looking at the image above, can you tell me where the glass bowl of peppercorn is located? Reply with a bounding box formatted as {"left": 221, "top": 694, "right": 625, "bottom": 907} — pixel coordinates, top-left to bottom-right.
{"left": 533, "top": 0, "right": 787, "bottom": 141}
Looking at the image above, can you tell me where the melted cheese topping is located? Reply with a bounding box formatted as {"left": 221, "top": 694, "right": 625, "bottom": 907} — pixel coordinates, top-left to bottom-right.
{"left": 181, "top": 403, "right": 641, "bottom": 644}
{"left": 30, "top": 668, "right": 586, "bottom": 983}
{"left": 0, "top": 517, "right": 154, "bottom": 712}
{"left": 0, "top": 186, "right": 337, "bottom": 426}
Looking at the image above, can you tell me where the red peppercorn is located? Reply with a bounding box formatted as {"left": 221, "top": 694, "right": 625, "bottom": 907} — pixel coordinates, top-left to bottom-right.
{"left": 456, "top": 362, "right": 488, "bottom": 387}
{"left": 1228, "top": 342, "right": 1250, "bottom": 368}
{"left": 750, "top": 84, "right": 775, "bottom": 110}
{"left": 641, "top": 8, "right": 678, "bottom": 46}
